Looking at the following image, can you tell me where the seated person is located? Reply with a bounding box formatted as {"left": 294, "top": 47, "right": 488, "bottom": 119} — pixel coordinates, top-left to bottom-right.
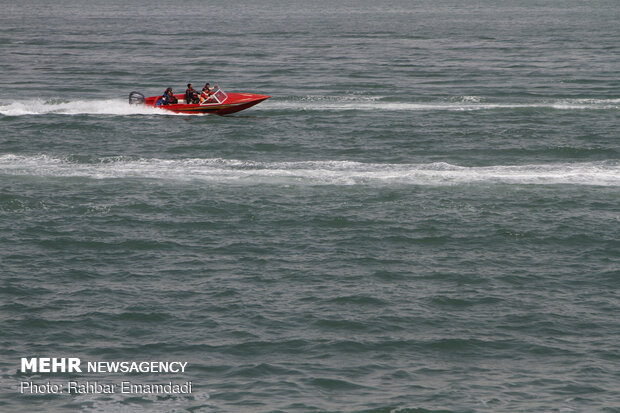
{"left": 167, "top": 88, "right": 178, "bottom": 104}
{"left": 158, "top": 88, "right": 178, "bottom": 105}
{"left": 185, "top": 83, "right": 199, "bottom": 104}
{"left": 200, "top": 83, "right": 218, "bottom": 103}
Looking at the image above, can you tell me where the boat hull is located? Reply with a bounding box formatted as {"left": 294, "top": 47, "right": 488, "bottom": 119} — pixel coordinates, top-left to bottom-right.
{"left": 144, "top": 92, "right": 269, "bottom": 115}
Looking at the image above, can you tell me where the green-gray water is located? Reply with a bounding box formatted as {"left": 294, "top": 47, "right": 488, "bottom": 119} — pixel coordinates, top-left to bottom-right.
{"left": 1, "top": 0, "right": 619, "bottom": 411}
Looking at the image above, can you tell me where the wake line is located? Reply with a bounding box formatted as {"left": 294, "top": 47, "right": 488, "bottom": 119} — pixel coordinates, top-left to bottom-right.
{"left": 1, "top": 155, "right": 618, "bottom": 186}
{"left": 0, "top": 99, "right": 181, "bottom": 116}
{"left": 262, "top": 97, "right": 620, "bottom": 112}
{"left": 1, "top": 97, "right": 618, "bottom": 116}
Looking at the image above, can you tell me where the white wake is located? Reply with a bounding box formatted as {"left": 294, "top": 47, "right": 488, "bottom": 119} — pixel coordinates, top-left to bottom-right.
{"left": 0, "top": 99, "right": 172, "bottom": 116}
{"left": 1, "top": 155, "right": 618, "bottom": 186}
{"left": 260, "top": 96, "right": 620, "bottom": 112}
{"left": 1, "top": 97, "right": 618, "bottom": 116}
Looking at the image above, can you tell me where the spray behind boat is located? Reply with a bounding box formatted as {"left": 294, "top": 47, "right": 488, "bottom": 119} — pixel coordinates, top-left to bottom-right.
{"left": 128, "top": 91, "right": 145, "bottom": 105}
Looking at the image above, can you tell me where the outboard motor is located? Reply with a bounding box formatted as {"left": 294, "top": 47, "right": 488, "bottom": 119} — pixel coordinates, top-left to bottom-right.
{"left": 128, "top": 91, "right": 145, "bottom": 105}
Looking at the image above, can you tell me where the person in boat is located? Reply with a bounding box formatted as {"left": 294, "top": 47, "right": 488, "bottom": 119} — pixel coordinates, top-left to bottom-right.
{"left": 185, "top": 83, "right": 199, "bottom": 104}
{"left": 158, "top": 87, "right": 178, "bottom": 105}
{"left": 200, "top": 83, "right": 218, "bottom": 103}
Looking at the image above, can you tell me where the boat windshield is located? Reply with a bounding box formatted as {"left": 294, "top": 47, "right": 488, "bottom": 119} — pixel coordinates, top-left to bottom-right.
{"left": 200, "top": 86, "right": 228, "bottom": 105}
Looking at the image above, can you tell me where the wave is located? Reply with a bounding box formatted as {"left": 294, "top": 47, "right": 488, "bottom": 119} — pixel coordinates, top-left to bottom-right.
{"left": 1, "top": 154, "right": 618, "bottom": 186}
{"left": 0, "top": 99, "right": 174, "bottom": 116}
{"left": 1, "top": 96, "right": 618, "bottom": 116}
{"left": 261, "top": 96, "right": 620, "bottom": 112}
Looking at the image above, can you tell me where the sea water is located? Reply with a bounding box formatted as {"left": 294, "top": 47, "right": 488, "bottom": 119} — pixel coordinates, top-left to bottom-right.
{"left": 1, "top": 0, "right": 619, "bottom": 411}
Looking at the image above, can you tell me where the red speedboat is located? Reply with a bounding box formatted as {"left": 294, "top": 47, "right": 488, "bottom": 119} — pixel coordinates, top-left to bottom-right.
{"left": 129, "top": 87, "right": 269, "bottom": 115}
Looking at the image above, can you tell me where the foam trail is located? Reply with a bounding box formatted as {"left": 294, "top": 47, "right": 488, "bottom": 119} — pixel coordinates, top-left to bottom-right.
{"left": 2, "top": 97, "right": 618, "bottom": 116}
{"left": 1, "top": 155, "right": 618, "bottom": 187}
{"left": 260, "top": 96, "right": 620, "bottom": 112}
{"left": 0, "top": 99, "right": 175, "bottom": 116}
